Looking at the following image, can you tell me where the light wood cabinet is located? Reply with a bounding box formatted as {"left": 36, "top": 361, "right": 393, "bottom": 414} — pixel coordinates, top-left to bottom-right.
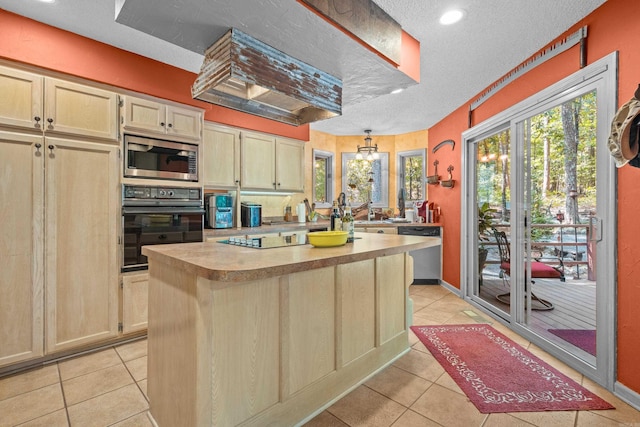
{"left": 122, "top": 273, "right": 149, "bottom": 334}
{"left": 0, "top": 133, "right": 120, "bottom": 365}
{"left": 0, "top": 132, "right": 44, "bottom": 367}
{"left": 0, "top": 66, "right": 43, "bottom": 131}
{"left": 44, "top": 137, "right": 120, "bottom": 353}
{"left": 275, "top": 137, "right": 305, "bottom": 192}
{"left": 122, "top": 96, "right": 202, "bottom": 141}
{"left": 201, "top": 123, "right": 240, "bottom": 188}
{"left": 0, "top": 65, "right": 118, "bottom": 140}
{"left": 240, "top": 131, "right": 305, "bottom": 192}
{"left": 240, "top": 131, "right": 276, "bottom": 190}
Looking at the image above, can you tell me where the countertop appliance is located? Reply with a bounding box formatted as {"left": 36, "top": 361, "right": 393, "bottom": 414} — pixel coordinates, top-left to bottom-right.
{"left": 219, "top": 234, "right": 307, "bottom": 249}
{"left": 122, "top": 184, "right": 204, "bottom": 272}
{"left": 241, "top": 202, "right": 262, "bottom": 227}
{"left": 124, "top": 134, "right": 198, "bottom": 181}
{"left": 206, "top": 193, "right": 233, "bottom": 229}
{"left": 397, "top": 225, "right": 442, "bottom": 284}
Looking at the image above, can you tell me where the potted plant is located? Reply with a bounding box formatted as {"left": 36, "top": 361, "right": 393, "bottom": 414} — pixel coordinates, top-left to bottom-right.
{"left": 477, "top": 202, "right": 496, "bottom": 284}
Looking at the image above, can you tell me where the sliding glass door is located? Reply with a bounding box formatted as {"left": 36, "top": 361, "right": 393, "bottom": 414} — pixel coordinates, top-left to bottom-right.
{"left": 463, "top": 53, "right": 617, "bottom": 388}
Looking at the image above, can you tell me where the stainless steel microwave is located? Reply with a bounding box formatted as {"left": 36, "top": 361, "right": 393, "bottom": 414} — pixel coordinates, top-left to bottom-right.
{"left": 124, "top": 134, "right": 198, "bottom": 181}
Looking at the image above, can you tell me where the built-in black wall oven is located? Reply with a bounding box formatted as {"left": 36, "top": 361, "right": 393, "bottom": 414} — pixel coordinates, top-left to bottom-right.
{"left": 122, "top": 184, "right": 204, "bottom": 272}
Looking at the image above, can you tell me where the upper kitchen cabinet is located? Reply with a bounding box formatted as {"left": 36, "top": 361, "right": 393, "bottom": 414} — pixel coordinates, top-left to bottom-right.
{"left": 240, "top": 131, "right": 305, "bottom": 192}
{"left": 0, "top": 65, "right": 118, "bottom": 141}
{"left": 122, "top": 96, "right": 202, "bottom": 142}
{"left": 202, "top": 123, "right": 241, "bottom": 188}
{"left": 275, "top": 137, "right": 305, "bottom": 192}
{"left": 44, "top": 78, "right": 118, "bottom": 140}
{"left": 0, "top": 66, "right": 43, "bottom": 131}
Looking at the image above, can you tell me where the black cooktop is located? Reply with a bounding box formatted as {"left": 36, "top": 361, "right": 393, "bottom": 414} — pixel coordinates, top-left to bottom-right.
{"left": 218, "top": 234, "right": 308, "bottom": 249}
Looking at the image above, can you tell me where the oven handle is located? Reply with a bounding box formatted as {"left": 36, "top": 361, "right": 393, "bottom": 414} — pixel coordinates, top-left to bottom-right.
{"left": 122, "top": 206, "right": 205, "bottom": 215}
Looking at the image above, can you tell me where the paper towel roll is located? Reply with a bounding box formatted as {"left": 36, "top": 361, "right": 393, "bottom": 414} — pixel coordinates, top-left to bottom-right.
{"left": 297, "top": 203, "right": 306, "bottom": 223}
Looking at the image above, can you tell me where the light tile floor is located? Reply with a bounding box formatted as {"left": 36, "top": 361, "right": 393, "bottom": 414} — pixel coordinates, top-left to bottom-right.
{"left": 2, "top": 285, "right": 640, "bottom": 426}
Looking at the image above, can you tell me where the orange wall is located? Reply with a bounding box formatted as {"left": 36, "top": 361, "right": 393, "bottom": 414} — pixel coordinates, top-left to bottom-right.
{"left": 427, "top": 0, "right": 640, "bottom": 392}
{"left": 0, "top": 9, "right": 308, "bottom": 141}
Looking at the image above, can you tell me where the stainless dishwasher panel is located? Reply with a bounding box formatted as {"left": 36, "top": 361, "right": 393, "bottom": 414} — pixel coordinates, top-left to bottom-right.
{"left": 397, "top": 226, "right": 442, "bottom": 284}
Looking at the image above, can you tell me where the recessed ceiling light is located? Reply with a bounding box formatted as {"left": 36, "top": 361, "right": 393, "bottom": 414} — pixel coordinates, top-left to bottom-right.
{"left": 440, "top": 9, "right": 465, "bottom": 25}
{"left": 391, "top": 88, "right": 404, "bottom": 95}
{"left": 38, "top": 0, "right": 56, "bottom": 3}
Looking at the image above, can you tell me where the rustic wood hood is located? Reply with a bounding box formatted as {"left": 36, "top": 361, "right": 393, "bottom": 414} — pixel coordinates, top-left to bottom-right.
{"left": 192, "top": 28, "right": 342, "bottom": 126}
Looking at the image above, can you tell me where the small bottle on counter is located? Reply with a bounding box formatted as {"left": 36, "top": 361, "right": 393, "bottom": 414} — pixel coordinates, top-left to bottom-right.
{"left": 342, "top": 205, "right": 354, "bottom": 242}
{"left": 330, "top": 200, "right": 342, "bottom": 231}
{"left": 284, "top": 206, "right": 292, "bottom": 222}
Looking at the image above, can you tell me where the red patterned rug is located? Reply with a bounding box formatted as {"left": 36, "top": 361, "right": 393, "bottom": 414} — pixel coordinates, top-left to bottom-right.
{"left": 411, "top": 324, "right": 613, "bottom": 413}
{"left": 548, "top": 329, "right": 596, "bottom": 356}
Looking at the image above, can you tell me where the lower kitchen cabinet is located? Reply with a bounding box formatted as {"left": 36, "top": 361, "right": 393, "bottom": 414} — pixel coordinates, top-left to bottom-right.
{"left": 122, "top": 273, "right": 149, "bottom": 334}
{"left": 0, "top": 132, "right": 120, "bottom": 367}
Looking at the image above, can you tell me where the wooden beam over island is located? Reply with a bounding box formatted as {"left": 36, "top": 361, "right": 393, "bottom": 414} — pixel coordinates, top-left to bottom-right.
{"left": 142, "top": 232, "right": 439, "bottom": 426}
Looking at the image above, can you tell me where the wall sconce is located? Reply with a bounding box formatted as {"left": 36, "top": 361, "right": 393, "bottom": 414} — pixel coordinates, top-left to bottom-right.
{"left": 440, "top": 165, "right": 455, "bottom": 188}
{"left": 426, "top": 159, "right": 440, "bottom": 185}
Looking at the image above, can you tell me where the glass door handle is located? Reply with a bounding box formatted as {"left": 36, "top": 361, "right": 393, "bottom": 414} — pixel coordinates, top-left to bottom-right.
{"left": 588, "top": 216, "right": 602, "bottom": 243}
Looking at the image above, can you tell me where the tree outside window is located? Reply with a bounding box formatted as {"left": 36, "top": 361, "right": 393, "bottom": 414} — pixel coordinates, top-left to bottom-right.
{"left": 397, "top": 149, "right": 425, "bottom": 205}
{"left": 313, "top": 149, "right": 334, "bottom": 208}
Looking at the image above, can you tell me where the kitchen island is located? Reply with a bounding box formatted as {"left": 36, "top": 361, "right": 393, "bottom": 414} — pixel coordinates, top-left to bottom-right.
{"left": 142, "top": 232, "right": 439, "bottom": 426}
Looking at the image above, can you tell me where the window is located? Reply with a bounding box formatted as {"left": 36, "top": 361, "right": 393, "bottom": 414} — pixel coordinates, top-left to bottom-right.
{"left": 341, "top": 153, "right": 389, "bottom": 208}
{"left": 312, "top": 149, "right": 334, "bottom": 208}
{"left": 397, "top": 149, "right": 426, "bottom": 206}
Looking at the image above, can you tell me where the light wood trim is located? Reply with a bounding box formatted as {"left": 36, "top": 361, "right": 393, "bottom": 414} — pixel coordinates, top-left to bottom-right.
{"left": 0, "top": 132, "right": 44, "bottom": 367}
{"left": 0, "top": 65, "right": 43, "bottom": 131}
{"left": 45, "top": 137, "right": 119, "bottom": 352}
{"left": 121, "top": 273, "right": 149, "bottom": 334}
{"left": 44, "top": 78, "right": 118, "bottom": 141}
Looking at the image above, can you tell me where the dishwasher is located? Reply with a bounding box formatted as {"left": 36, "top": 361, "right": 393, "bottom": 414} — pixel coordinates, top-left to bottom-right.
{"left": 397, "top": 225, "right": 442, "bottom": 284}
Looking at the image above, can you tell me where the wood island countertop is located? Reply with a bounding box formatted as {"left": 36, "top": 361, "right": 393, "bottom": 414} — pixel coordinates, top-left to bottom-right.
{"left": 142, "top": 232, "right": 439, "bottom": 283}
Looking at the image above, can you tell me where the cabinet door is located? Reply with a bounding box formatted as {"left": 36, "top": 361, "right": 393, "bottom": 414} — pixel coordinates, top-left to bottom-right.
{"left": 45, "top": 137, "right": 119, "bottom": 353}
{"left": 276, "top": 138, "right": 305, "bottom": 192}
{"left": 0, "top": 66, "right": 44, "bottom": 131}
{"left": 202, "top": 124, "right": 240, "bottom": 187}
{"left": 166, "top": 105, "right": 202, "bottom": 141}
{"left": 121, "top": 96, "right": 166, "bottom": 135}
{"left": 122, "top": 273, "right": 149, "bottom": 334}
{"left": 0, "top": 132, "right": 44, "bottom": 367}
{"left": 44, "top": 78, "right": 118, "bottom": 141}
{"left": 241, "top": 132, "right": 276, "bottom": 190}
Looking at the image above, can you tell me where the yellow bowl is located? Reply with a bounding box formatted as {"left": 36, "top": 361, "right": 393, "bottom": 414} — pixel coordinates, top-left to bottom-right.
{"left": 307, "top": 231, "right": 348, "bottom": 247}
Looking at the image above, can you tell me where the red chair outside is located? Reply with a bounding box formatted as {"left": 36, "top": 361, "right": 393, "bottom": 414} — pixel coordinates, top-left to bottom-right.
{"left": 493, "top": 228, "right": 565, "bottom": 310}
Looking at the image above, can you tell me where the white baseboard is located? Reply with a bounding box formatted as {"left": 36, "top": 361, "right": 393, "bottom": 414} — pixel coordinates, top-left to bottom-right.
{"left": 615, "top": 381, "right": 640, "bottom": 411}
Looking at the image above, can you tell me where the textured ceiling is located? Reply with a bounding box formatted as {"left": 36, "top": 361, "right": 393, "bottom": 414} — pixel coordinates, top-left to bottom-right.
{"left": 0, "top": 0, "right": 606, "bottom": 136}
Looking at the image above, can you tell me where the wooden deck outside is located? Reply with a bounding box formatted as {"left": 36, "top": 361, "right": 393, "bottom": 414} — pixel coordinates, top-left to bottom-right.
{"left": 478, "top": 271, "right": 596, "bottom": 331}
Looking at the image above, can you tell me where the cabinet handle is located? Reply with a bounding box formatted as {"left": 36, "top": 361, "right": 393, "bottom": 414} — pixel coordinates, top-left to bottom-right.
{"left": 235, "top": 180, "right": 240, "bottom": 184}
{"left": 34, "top": 116, "right": 41, "bottom": 122}
{"left": 377, "top": 230, "right": 384, "bottom": 233}
{"left": 167, "top": 123, "right": 173, "bottom": 128}
{"left": 277, "top": 182, "right": 281, "bottom": 186}
{"left": 47, "top": 118, "right": 54, "bottom": 124}
{"left": 35, "top": 143, "right": 42, "bottom": 153}
{"left": 48, "top": 144, "right": 54, "bottom": 152}
{"left": 160, "top": 122, "right": 165, "bottom": 127}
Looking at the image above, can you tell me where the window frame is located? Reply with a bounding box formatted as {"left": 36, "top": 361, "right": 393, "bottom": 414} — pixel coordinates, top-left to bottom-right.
{"left": 341, "top": 152, "right": 389, "bottom": 208}
{"left": 396, "top": 149, "right": 426, "bottom": 207}
{"left": 312, "top": 149, "right": 334, "bottom": 209}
